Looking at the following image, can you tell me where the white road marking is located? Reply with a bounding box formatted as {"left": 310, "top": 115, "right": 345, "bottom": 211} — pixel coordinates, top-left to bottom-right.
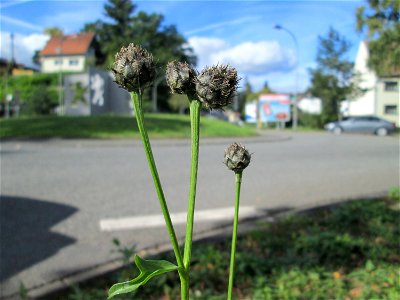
{"left": 99, "top": 206, "right": 261, "bottom": 232}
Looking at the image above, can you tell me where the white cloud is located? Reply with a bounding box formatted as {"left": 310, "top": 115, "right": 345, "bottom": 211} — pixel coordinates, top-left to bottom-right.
{"left": 185, "top": 16, "right": 262, "bottom": 35}
{"left": 188, "top": 36, "right": 296, "bottom": 76}
{"left": 1, "top": 15, "right": 43, "bottom": 32}
{"left": 1, "top": 31, "right": 49, "bottom": 67}
{"left": 188, "top": 37, "right": 228, "bottom": 67}
{"left": 187, "top": 36, "right": 308, "bottom": 92}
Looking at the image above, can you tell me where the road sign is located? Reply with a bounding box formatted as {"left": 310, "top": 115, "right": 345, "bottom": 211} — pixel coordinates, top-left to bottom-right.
{"left": 245, "top": 93, "right": 291, "bottom": 123}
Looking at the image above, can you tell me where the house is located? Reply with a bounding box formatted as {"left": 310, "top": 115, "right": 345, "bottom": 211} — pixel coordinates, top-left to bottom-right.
{"left": 0, "top": 58, "right": 38, "bottom": 76}
{"left": 344, "top": 41, "right": 399, "bottom": 126}
{"left": 39, "top": 32, "right": 96, "bottom": 73}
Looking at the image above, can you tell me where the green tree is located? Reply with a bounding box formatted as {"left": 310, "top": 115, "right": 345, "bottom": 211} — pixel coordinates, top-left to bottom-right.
{"left": 356, "top": 0, "right": 400, "bottom": 75}
{"left": 32, "top": 50, "right": 41, "bottom": 66}
{"left": 309, "top": 28, "right": 356, "bottom": 124}
{"left": 168, "top": 94, "right": 189, "bottom": 114}
{"left": 82, "top": 0, "right": 196, "bottom": 111}
{"left": 44, "top": 27, "right": 63, "bottom": 37}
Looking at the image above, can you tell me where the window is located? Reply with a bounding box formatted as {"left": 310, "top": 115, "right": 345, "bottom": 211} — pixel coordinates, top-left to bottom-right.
{"left": 384, "top": 81, "right": 398, "bottom": 92}
{"left": 69, "top": 59, "right": 79, "bottom": 66}
{"left": 54, "top": 59, "right": 62, "bottom": 65}
{"left": 384, "top": 105, "right": 398, "bottom": 115}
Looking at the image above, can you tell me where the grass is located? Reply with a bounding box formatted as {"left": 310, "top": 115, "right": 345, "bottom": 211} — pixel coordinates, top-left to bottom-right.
{"left": 49, "top": 191, "right": 400, "bottom": 300}
{"left": 0, "top": 114, "right": 256, "bottom": 139}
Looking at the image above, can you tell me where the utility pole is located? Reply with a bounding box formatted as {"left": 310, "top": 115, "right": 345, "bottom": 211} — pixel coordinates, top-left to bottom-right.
{"left": 56, "top": 36, "right": 64, "bottom": 115}
{"left": 274, "top": 24, "right": 299, "bottom": 129}
{"left": 152, "top": 76, "right": 165, "bottom": 113}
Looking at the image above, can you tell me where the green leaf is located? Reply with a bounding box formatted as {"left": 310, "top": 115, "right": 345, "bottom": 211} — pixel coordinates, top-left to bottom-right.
{"left": 108, "top": 255, "right": 179, "bottom": 299}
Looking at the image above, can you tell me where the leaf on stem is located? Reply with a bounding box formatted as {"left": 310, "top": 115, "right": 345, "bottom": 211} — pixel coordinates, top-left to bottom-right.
{"left": 108, "top": 255, "right": 179, "bottom": 299}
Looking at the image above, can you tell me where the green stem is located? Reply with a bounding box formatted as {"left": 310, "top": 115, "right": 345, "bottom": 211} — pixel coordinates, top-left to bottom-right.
{"left": 227, "top": 172, "right": 243, "bottom": 300}
{"left": 181, "top": 99, "right": 202, "bottom": 296}
{"left": 130, "top": 92, "right": 186, "bottom": 281}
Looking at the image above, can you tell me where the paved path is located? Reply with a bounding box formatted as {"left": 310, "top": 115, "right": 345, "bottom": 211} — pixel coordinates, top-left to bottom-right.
{"left": 1, "top": 131, "right": 398, "bottom": 298}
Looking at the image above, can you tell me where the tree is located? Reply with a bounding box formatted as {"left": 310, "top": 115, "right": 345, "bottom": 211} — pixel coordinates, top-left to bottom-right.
{"left": 32, "top": 50, "right": 41, "bottom": 66}
{"left": 308, "top": 28, "right": 356, "bottom": 124}
{"left": 44, "top": 27, "right": 63, "bottom": 37}
{"left": 82, "top": 0, "right": 196, "bottom": 111}
{"left": 356, "top": 0, "right": 400, "bottom": 75}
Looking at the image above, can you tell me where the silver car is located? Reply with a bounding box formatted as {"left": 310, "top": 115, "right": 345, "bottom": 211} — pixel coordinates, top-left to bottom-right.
{"left": 324, "top": 116, "right": 396, "bottom": 136}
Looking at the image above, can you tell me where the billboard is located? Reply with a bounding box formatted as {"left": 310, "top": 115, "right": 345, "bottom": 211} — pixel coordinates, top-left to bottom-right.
{"left": 245, "top": 93, "right": 291, "bottom": 123}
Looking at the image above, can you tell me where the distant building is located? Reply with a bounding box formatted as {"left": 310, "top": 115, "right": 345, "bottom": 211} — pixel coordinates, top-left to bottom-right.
{"left": 344, "top": 41, "right": 399, "bottom": 126}
{"left": 298, "top": 97, "right": 322, "bottom": 115}
{"left": 0, "top": 58, "right": 38, "bottom": 76}
{"left": 39, "top": 32, "right": 96, "bottom": 73}
{"left": 62, "top": 69, "right": 132, "bottom": 116}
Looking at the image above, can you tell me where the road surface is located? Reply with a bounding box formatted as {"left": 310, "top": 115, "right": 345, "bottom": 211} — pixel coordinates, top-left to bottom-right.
{"left": 1, "top": 131, "right": 398, "bottom": 298}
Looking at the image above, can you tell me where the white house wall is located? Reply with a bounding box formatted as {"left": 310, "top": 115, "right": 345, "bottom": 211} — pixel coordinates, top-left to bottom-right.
{"left": 346, "top": 41, "right": 377, "bottom": 116}
{"left": 41, "top": 55, "right": 86, "bottom": 73}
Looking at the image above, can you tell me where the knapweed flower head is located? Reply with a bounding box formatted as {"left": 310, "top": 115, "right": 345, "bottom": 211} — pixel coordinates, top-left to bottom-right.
{"left": 112, "top": 43, "right": 155, "bottom": 92}
{"left": 166, "top": 61, "right": 197, "bottom": 96}
{"left": 195, "top": 64, "right": 239, "bottom": 109}
{"left": 224, "top": 143, "right": 251, "bottom": 173}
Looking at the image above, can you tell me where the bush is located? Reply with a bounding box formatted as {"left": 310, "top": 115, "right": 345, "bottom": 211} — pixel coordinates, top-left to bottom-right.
{"left": 27, "top": 85, "right": 58, "bottom": 115}
{"left": 0, "top": 74, "right": 59, "bottom": 115}
{"left": 298, "top": 111, "right": 323, "bottom": 128}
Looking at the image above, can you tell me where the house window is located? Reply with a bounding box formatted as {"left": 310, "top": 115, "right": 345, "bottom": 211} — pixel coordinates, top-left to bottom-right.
{"left": 54, "top": 59, "right": 63, "bottom": 65}
{"left": 384, "top": 81, "right": 398, "bottom": 92}
{"left": 384, "top": 105, "right": 397, "bottom": 115}
{"left": 69, "top": 59, "right": 79, "bottom": 66}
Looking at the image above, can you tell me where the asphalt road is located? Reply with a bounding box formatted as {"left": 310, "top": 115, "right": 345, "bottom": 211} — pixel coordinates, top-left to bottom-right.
{"left": 1, "top": 131, "right": 398, "bottom": 298}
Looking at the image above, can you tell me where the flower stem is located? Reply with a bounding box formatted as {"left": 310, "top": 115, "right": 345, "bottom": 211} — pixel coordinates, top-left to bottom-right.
{"left": 182, "top": 99, "right": 202, "bottom": 295}
{"left": 227, "top": 172, "right": 243, "bottom": 300}
{"left": 130, "top": 92, "right": 186, "bottom": 282}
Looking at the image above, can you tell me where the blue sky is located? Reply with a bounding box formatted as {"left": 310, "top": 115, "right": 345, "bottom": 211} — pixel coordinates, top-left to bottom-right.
{"left": 0, "top": 0, "right": 365, "bottom": 93}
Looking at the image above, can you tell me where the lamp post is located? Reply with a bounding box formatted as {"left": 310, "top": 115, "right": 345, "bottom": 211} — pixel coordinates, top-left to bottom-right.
{"left": 152, "top": 76, "right": 165, "bottom": 113}
{"left": 55, "top": 35, "right": 64, "bottom": 115}
{"left": 274, "top": 24, "right": 299, "bottom": 129}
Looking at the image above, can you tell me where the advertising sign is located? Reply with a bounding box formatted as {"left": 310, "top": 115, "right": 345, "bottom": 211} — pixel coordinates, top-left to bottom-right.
{"left": 245, "top": 93, "right": 291, "bottom": 123}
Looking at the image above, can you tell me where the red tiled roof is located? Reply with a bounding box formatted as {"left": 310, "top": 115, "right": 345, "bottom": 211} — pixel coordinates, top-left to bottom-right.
{"left": 40, "top": 32, "right": 95, "bottom": 56}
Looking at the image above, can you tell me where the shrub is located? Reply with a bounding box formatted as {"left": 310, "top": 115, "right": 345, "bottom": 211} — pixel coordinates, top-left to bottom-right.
{"left": 298, "top": 111, "right": 323, "bottom": 128}
{"left": 0, "top": 74, "right": 59, "bottom": 115}
{"left": 27, "top": 85, "right": 58, "bottom": 115}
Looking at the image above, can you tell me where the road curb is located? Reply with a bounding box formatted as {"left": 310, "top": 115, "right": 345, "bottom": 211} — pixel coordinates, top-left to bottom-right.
{"left": 0, "top": 134, "right": 292, "bottom": 150}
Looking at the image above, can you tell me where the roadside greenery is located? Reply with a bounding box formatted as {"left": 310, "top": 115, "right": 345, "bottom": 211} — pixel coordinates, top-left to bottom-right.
{"left": 54, "top": 192, "right": 400, "bottom": 299}
{"left": 0, "top": 115, "right": 256, "bottom": 139}
{"left": 0, "top": 74, "right": 58, "bottom": 115}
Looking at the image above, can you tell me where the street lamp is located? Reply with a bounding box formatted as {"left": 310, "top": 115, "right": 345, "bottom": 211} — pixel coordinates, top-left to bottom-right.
{"left": 274, "top": 24, "right": 299, "bottom": 129}
{"left": 55, "top": 35, "right": 64, "bottom": 115}
{"left": 152, "top": 75, "right": 165, "bottom": 113}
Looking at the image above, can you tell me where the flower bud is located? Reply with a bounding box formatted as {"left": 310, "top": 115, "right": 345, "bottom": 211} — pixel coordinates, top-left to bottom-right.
{"left": 166, "top": 61, "right": 197, "bottom": 95}
{"left": 224, "top": 143, "right": 251, "bottom": 173}
{"left": 195, "top": 65, "right": 239, "bottom": 109}
{"left": 112, "top": 43, "right": 156, "bottom": 92}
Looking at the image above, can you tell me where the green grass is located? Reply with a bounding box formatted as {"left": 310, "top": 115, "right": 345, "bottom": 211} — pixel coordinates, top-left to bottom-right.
{"left": 0, "top": 114, "right": 256, "bottom": 139}
{"left": 51, "top": 193, "right": 400, "bottom": 300}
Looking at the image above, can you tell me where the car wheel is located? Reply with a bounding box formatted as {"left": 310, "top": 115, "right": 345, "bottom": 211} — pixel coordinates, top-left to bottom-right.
{"left": 376, "top": 127, "right": 388, "bottom": 137}
{"left": 333, "top": 127, "right": 343, "bottom": 135}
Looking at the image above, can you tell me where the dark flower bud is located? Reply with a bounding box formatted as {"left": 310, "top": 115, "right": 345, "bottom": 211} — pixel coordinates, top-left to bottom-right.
{"left": 195, "top": 65, "right": 239, "bottom": 109}
{"left": 224, "top": 143, "right": 251, "bottom": 173}
{"left": 112, "top": 43, "right": 156, "bottom": 92}
{"left": 166, "top": 61, "right": 197, "bottom": 95}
